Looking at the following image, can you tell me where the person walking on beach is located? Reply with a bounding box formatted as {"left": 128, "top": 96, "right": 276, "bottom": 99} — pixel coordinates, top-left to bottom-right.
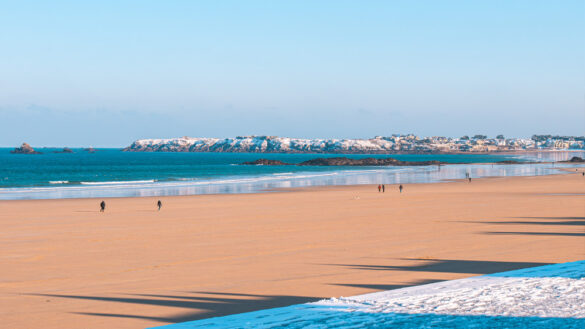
{"left": 100, "top": 200, "right": 106, "bottom": 212}
{"left": 157, "top": 200, "right": 162, "bottom": 211}
{"left": 399, "top": 184, "right": 403, "bottom": 193}
{"left": 378, "top": 184, "right": 381, "bottom": 192}
{"left": 382, "top": 184, "right": 385, "bottom": 193}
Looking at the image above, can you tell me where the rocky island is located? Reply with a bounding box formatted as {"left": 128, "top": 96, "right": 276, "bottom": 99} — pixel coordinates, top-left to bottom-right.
{"left": 53, "top": 147, "right": 74, "bottom": 153}
{"left": 562, "top": 156, "right": 585, "bottom": 163}
{"left": 242, "top": 157, "right": 443, "bottom": 166}
{"left": 10, "top": 143, "right": 42, "bottom": 154}
{"left": 242, "top": 159, "right": 291, "bottom": 165}
{"left": 242, "top": 157, "right": 536, "bottom": 166}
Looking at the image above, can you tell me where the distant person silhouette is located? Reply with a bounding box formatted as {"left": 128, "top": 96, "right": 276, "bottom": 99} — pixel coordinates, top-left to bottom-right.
{"left": 399, "top": 184, "right": 403, "bottom": 193}
{"left": 382, "top": 184, "right": 385, "bottom": 193}
{"left": 157, "top": 200, "right": 162, "bottom": 211}
{"left": 582, "top": 172, "right": 584, "bottom": 177}
{"left": 468, "top": 177, "right": 472, "bottom": 183}
{"left": 100, "top": 200, "right": 106, "bottom": 212}
{"left": 378, "top": 184, "right": 381, "bottom": 192}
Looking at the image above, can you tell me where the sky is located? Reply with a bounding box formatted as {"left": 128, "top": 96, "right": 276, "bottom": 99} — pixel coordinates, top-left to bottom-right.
{"left": 0, "top": 0, "right": 583, "bottom": 147}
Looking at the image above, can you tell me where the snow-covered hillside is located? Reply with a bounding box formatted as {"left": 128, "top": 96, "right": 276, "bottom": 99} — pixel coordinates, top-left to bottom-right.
{"left": 123, "top": 136, "right": 401, "bottom": 153}
{"left": 124, "top": 135, "right": 585, "bottom": 153}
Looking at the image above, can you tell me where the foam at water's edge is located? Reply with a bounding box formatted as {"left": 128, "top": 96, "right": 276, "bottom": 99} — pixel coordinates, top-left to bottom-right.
{"left": 0, "top": 162, "right": 583, "bottom": 200}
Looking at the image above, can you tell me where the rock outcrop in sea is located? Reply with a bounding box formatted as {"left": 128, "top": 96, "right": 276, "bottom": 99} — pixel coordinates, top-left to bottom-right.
{"left": 563, "top": 156, "right": 585, "bottom": 163}
{"left": 53, "top": 147, "right": 74, "bottom": 153}
{"left": 10, "top": 143, "right": 42, "bottom": 154}
{"left": 242, "top": 159, "right": 291, "bottom": 165}
{"left": 242, "top": 157, "right": 443, "bottom": 166}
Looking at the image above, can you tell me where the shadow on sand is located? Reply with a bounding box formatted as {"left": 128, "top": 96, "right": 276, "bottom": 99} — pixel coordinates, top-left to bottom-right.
{"left": 31, "top": 291, "right": 319, "bottom": 324}
{"left": 463, "top": 217, "right": 585, "bottom": 226}
{"left": 454, "top": 216, "right": 585, "bottom": 238}
{"left": 322, "top": 259, "right": 552, "bottom": 275}
{"left": 484, "top": 231, "right": 585, "bottom": 237}
{"left": 31, "top": 257, "right": 561, "bottom": 324}
{"left": 330, "top": 279, "right": 444, "bottom": 291}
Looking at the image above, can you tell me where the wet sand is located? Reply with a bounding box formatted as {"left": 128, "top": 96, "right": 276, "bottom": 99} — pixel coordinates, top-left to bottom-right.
{"left": 1, "top": 170, "right": 584, "bottom": 328}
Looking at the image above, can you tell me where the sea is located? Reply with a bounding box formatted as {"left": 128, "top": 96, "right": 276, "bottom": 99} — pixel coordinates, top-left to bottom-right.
{"left": 0, "top": 148, "right": 583, "bottom": 200}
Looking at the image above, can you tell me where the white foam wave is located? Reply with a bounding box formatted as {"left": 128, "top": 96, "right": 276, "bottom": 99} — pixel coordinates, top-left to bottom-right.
{"left": 80, "top": 180, "right": 155, "bottom": 185}
{"left": 49, "top": 181, "right": 69, "bottom": 184}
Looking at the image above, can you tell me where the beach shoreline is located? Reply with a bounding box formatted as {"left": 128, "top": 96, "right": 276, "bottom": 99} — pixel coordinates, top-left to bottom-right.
{"left": 1, "top": 171, "right": 584, "bottom": 328}
{"left": 1, "top": 157, "right": 583, "bottom": 200}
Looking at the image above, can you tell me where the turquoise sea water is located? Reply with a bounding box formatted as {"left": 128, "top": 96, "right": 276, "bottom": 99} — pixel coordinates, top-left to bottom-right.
{"left": 0, "top": 148, "right": 583, "bottom": 200}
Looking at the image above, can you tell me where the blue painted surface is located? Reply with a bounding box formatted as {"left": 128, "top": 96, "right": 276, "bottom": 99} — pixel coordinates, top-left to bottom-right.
{"left": 487, "top": 260, "right": 585, "bottom": 279}
{"left": 150, "top": 304, "right": 585, "bottom": 329}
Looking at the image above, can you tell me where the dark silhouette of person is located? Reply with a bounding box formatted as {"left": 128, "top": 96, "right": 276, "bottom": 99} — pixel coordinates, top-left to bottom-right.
{"left": 378, "top": 184, "right": 381, "bottom": 192}
{"left": 157, "top": 200, "right": 162, "bottom": 211}
{"left": 468, "top": 177, "right": 472, "bottom": 183}
{"left": 582, "top": 172, "right": 584, "bottom": 176}
{"left": 382, "top": 184, "right": 385, "bottom": 193}
{"left": 100, "top": 200, "right": 106, "bottom": 212}
{"left": 399, "top": 184, "right": 403, "bottom": 193}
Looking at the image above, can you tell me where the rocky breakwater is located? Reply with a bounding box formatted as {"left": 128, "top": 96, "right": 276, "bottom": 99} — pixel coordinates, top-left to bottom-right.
{"left": 243, "top": 157, "right": 443, "bottom": 166}
{"left": 10, "top": 143, "right": 42, "bottom": 154}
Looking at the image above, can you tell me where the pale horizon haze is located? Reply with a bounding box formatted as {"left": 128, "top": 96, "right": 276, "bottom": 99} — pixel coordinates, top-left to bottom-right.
{"left": 1, "top": 1, "right": 583, "bottom": 147}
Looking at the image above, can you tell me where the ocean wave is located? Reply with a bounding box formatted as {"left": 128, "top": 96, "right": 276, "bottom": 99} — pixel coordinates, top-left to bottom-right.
{"left": 49, "top": 180, "right": 69, "bottom": 184}
{"left": 80, "top": 180, "right": 156, "bottom": 185}
{"left": 0, "top": 162, "right": 581, "bottom": 200}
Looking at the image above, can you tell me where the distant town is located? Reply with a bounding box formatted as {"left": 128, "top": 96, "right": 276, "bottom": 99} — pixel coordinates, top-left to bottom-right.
{"left": 123, "top": 135, "right": 585, "bottom": 154}
{"left": 369, "top": 134, "right": 585, "bottom": 153}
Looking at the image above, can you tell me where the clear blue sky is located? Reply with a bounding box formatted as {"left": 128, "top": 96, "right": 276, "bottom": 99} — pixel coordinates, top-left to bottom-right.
{"left": 1, "top": 0, "right": 583, "bottom": 147}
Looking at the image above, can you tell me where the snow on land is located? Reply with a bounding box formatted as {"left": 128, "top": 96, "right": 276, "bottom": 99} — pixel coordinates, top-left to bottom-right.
{"left": 319, "top": 260, "right": 585, "bottom": 319}
{"left": 126, "top": 136, "right": 398, "bottom": 153}
{"left": 152, "top": 261, "right": 585, "bottom": 329}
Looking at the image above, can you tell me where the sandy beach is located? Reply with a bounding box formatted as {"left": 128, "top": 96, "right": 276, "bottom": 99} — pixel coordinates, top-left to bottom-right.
{"left": 1, "top": 170, "right": 584, "bottom": 329}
